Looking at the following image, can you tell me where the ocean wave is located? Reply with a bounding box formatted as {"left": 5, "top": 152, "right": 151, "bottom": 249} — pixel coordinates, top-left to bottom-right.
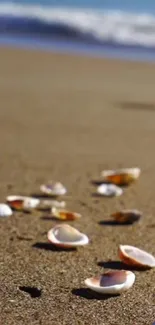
{"left": 1, "top": 2, "right": 155, "bottom": 47}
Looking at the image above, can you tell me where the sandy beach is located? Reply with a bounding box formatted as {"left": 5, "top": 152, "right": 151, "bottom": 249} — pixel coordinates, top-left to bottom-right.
{"left": 0, "top": 47, "right": 155, "bottom": 325}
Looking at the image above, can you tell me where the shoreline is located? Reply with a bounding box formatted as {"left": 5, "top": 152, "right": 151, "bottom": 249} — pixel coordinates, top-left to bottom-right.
{"left": 1, "top": 34, "right": 155, "bottom": 63}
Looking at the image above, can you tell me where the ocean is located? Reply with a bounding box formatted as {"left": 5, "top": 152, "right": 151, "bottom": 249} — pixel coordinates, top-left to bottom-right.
{"left": 0, "top": 0, "right": 155, "bottom": 61}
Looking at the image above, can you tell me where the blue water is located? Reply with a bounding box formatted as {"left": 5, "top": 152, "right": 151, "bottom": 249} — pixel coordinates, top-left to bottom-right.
{"left": 6, "top": 0, "right": 155, "bottom": 12}
{"left": 0, "top": 0, "right": 155, "bottom": 61}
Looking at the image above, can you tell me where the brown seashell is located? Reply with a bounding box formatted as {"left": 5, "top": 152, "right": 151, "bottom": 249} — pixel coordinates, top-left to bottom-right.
{"left": 51, "top": 207, "right": 81, "bottom": 221}
{"left": 111, "top": 209, "right": 142, "bottom": 224}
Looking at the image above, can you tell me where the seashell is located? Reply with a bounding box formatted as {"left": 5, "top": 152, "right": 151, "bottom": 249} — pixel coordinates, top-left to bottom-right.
{"left": 47, "top": 224, "right": 89, "bottom": 248}
{"left": 111, "top": 209, "right": 142, "bottom": 224}
{"left": 6, "top": 195, "right": 40, "bottom": 211}
{"left": 38, "top": 200, "right": 66, "bottom": 210}
{"left": 51, "top": 207, "right": 81, "bottom": 221}
{"left": 85, "top": 270, "right": 135, "bottom": 295}
{"left": 101, "top": 167, "right": 141, "bottom": 186}
{"left": 40, "top": 181, "right": 67, "bottom": 196}
{"left": 97, "top": 184, "right": 123, "bottom": 197}
{"left": 119, "top": 245, "right": 155, "bottom": 269}
{"left": 0, "top": 203, "right": 13, "bottom": 217}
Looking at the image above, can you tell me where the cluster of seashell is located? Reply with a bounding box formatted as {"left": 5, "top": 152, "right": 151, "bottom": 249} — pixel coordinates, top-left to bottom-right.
{"left": 84, "top": 167, "right": 155, "bottom": 295}
{"left": 85, "top": 245, "right": 155, "bottom": 294}
{"left": 96, "top": 167, "right": 141, "bottom": 197}
{"left": 1, "top": 167, "right": 155, "bottom": 300}
{"left": 0, "top": 181, "right": 67, "bottom": 217}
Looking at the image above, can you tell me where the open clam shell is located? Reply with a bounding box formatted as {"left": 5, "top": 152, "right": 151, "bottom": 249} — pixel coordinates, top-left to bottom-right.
{"left": 51, "top": 207, "right": 81, "bottom": 221}
{"left": 97, "top": 184, "right": 123, "bottom": 197}
{"left": 6, "top": 195, "right": 40, "bottom": 211}
{"left": 0, "top": 203, "right": 13, "bottom": 217}
{"left": 85, "top": 270, "right": 135, "bottom": 295}
{"left": 119, "top": 245, "right": 155, "bottom": 269}
{"left": 40, "top": 181, "right": 67, "bottom": 196}
{"left": 111, "top": 209, "right": 142, "bottom": 224}
{"left": 101, "top": 168, "right": 141, "bottom": 186}
{"left": 47, "top": 224, "right": 89, "bottom": 248}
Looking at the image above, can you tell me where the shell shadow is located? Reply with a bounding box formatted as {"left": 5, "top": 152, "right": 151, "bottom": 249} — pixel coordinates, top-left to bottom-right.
{"left": 30, "top": 192, "right": 58, "bottom": 199}
{"left": 118, "top": 101, "right": 155, "bottom": 112}
{"left": 19, "top": 286, "right": 41, "bottom": 298}
{"left": 40, "top": 216, "right": 54, "bottom": 221}
{"left": 146, "top": 224, "right": 155, "bottom": 228}
{"left": 98, "top": 260, "right": 146, "bottom": 272}
{"left": 72, "top": 288, "right": 119, "bottom": 300}
{"left": 91, "top": 180, "right": 109, "bottom": 186}
{"left": 32, "top": 242, "right": 76, "bottom": 252}
{"left": 99, "top": 220, "right": 134, "bottom": 226}
{"left": 40, "top": 216, "right": 63, "bottom": 221}
{"left": 91, "top": 180, "right": 129, "bottom": 188}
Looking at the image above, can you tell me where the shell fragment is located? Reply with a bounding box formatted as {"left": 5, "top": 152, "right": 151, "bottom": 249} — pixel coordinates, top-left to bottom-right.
{"left": 97, "top": 184, "right": 123, "bottom": 197}
{"left": 40, "top": 181, "right": 67, "bottom": 196}
{"left": 51, "top": 207, "right": 81, "bottom": 221}
{"left": 38, "top": 200, "right": 66, "bottom": 210}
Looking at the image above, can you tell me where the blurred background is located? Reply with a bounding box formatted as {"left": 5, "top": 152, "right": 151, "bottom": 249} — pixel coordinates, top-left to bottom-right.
{"left": 0, "top": 0, "right": 155, "bottom": 60}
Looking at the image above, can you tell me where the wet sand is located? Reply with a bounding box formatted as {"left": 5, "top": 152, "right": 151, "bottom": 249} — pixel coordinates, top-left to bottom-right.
{"left": 0, "top": 47, "right": 155, "bottom": 325}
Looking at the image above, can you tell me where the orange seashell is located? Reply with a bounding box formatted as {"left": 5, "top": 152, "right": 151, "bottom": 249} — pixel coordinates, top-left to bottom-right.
{"left": 101, "top": 168, "right": 141, "bottom": 186}
{"left": 119, "top": 245, "right": 155, "bottom": 269}
{"left": 51, "top": 207, "right": 81, "bottom": 221}
{"left": 9, "top": 199, "right": 24, "bottom": 210}
{"left": 6, "top": 195, "right": 40, "bottom": 211}
{"left": 104, "top": 173, "right": 133, "bottom": 186}
{"left": 111, "top": 209, "right": 142, "bottom": 224}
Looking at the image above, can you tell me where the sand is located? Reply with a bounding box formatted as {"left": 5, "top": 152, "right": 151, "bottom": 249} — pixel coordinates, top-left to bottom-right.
{"left": 0, "top": 47, "right": 155, "bottom": 325}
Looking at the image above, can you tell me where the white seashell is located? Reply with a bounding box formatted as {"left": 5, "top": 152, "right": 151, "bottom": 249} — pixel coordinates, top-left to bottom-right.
{"left": 40, "top": 181, "right": 67, "bottom": 196}
{"left": 97, "top": 184, "right": 123, "bottom": 197}
{"left": 101, "top": 170, "right": 116, "bottom": 177}
{"left": 23, "top": 197, "right": 40, "bottom": 209}
{"left": 39, "top": 200, "right": 66, "bottom": 210}
{"left": 0, "top": 203, "right": 13, "bottom": 217}
{"left": 119, "top": 245, "right": 155, "bottom": 269}
{"left": 47, "top": 224, "right": 89, "bottom": 248}
{"left": 6, "top": 195, "right": 40, "bottom": 210}
{"left": 85, "top": 270, "right": 135, "bottom": 295}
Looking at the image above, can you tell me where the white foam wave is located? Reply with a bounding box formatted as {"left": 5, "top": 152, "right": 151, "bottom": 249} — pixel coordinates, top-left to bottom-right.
{"left": 1, "top": 2, "right": 155, "bottom": 47}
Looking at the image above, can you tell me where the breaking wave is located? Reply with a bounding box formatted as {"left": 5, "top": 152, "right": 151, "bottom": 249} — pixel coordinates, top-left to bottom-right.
{"left": 1, "top": 2, "right": 155, "bottom": 48}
